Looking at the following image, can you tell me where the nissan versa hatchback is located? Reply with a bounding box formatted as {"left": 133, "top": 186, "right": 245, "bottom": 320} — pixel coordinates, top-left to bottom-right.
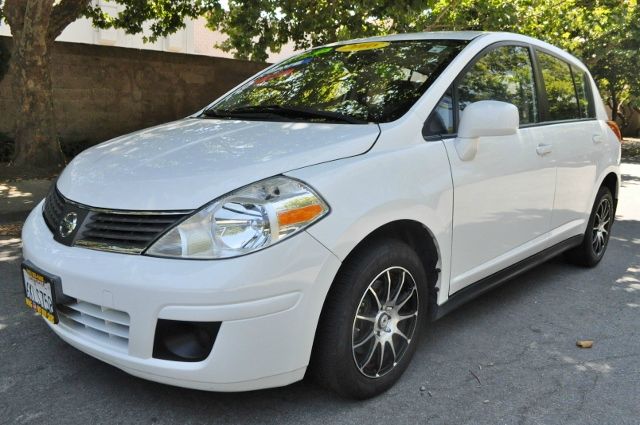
{"left": 21, "top": 31, "right": 621, "bottom": 399}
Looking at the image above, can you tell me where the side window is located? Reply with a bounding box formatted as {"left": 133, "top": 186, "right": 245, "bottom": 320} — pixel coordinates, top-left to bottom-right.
{"left": 423, "top": 88, "right": 454, "bottom": 138}
{"left": 572, "top": 66, "right": 594, "bottom": 119}
{"left": 457, "top": 45, "right": 538, "bottom": 125}
{"left": 537, "top": 51, "right": 580, "bottom": 121}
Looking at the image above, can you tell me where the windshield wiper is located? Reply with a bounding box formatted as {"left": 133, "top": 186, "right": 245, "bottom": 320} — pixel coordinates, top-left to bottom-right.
{"left": 202, "top": 104, "right": 368, "bottom": 124}
{"left": 200, "top": 108, "right": 279, "bottom": 120}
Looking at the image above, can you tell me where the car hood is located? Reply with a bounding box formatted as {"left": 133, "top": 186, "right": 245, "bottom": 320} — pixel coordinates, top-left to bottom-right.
{"left": 57, "top": 118, "right": 380, "bottom": 210}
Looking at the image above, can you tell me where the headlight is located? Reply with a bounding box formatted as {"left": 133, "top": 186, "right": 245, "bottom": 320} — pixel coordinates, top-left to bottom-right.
{"left": 145, "top": 176, "right": 329, "bottom": 259}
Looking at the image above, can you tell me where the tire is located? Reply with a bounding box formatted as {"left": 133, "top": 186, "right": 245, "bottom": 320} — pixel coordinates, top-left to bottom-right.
{"left": 311, "top": 239, "right": 429, "bottom": 399}
{"left": 565, "top": 186, "right": 614, "bottom": 267}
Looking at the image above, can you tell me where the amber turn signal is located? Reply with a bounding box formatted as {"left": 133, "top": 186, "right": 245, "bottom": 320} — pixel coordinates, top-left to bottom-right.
{"left": 278, "top": 204, "right": 325, "bottom": 226}
{"left": 607, "top": 120, "right": 622, "bottom": 142}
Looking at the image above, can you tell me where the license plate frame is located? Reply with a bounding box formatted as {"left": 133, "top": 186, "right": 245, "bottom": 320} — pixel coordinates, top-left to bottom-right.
{"left": 22, "top": 261, "right": 60, "bottom": 324}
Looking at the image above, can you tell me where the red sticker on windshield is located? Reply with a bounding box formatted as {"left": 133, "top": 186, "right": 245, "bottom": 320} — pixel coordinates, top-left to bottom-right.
{"left": 254, "top": 68, "right": 295, "bottom": 85}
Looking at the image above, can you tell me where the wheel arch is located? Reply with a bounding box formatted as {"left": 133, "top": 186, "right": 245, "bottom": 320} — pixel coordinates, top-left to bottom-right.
{"left": 308, "top": 219, "right": 442, "bottom": 379}
{"left": 598, "top": 170, "right": 620, "bottom": 213}
{"left": 318, "top": 219, "right": 442, "bottom": 326}
{"left": 602, "top": 171, "right": 619, "bottom": 200}
{"left": 344, "top": 219, "right": 440, "bottom": 286}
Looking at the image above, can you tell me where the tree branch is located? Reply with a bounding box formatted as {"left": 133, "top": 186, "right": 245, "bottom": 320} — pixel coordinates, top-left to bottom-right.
{"left": 425, "top": 0, "right": 460, "bottom": 31}
{"left": 47, "top": 0, "right": 90, "bottom": 42}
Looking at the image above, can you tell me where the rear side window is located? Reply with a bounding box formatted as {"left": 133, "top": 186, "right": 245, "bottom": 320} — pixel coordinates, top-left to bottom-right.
{"left": 456, "top": 45, "right": 538, "bottom": 125}
{"left": 572, "top": 67, "right": 595, "bottom": 119}
{"left": 537, "top": 51, "right": 581, "bottom": 121}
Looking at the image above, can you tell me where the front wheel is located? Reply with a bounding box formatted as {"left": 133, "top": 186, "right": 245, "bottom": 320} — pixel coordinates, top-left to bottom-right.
{"left": 311, "top": 239, "right": 429, "bottom": 399}
{"left": 565, "top": 186, "right": 614, "bottom": 267}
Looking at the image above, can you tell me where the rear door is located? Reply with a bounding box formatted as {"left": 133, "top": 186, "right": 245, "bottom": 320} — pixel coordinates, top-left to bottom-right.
{"left": 432, "top": 44, "right": 556, "bottom": 294}
{"left": 532, "top": 50, "right": 601, "bottom": 239}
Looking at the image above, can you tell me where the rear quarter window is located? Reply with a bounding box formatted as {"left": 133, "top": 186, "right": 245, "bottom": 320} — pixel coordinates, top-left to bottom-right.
{"left": 572, "top": 66, "right": 595, "bottom": 119}
{"left": 537, "top": 51, "right": 581, "bottom": 121}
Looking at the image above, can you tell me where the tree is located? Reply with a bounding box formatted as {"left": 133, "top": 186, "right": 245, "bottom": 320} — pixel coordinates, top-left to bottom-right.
{"left": 0, "top": 0, "right": 220, "bottom": 169}
{"left": 577, "top": 1, "right": 640, "bottom": 122}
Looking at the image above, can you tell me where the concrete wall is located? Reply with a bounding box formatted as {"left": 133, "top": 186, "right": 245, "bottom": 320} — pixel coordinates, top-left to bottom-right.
{"left": 0, "top": 36, "right": 267, "bottom": 146}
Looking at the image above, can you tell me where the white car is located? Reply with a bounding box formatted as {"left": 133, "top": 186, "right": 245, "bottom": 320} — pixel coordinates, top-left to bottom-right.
{"left": 21, "top": 31, "right": 621, "bottom": 399}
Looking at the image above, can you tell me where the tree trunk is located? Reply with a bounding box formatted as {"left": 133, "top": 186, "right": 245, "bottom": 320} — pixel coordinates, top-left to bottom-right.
{"left": 609, "top": 83, "right": 619, "bottom": 122}
{"left": 10, "top": 35, "right": 63, "bottom": 168}
{"left": 611, "top": 101, "right": 619, "bottom": 122}
{"left": 3, "top": 0, "right": 91, "bottom": 170}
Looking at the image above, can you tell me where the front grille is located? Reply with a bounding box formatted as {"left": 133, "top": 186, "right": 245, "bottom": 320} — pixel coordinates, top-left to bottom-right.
{"left": 42, "top": 186, "right": 191, "bottom": 254}
{"left": 77, "top": 211, "right": 189, "bottom": 253}
{"left": 58, "top": 299, "right": 131, "bottom": 353}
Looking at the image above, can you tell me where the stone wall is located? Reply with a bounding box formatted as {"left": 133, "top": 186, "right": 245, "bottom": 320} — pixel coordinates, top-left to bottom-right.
{"left": 0, "top": 36, "right": 267, "bottom": 146}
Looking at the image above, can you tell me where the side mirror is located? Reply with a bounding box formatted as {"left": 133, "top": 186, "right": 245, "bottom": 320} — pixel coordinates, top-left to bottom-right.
{"left": 455, "top": 100, "right": 519, "bottom": 160}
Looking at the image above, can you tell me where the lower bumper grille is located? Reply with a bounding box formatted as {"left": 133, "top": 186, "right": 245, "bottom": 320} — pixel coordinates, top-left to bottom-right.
{"left": 58, "top": 300, "right": 130, "bottom": 353}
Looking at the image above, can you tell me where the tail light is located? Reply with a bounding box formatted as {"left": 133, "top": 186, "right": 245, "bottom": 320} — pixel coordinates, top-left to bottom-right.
{"left": 607, "top": 120, "right": 622, "bottom": 142}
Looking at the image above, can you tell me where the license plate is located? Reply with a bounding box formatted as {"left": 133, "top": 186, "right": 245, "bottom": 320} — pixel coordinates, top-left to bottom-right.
{"left": 22, "top": 263, "right": 58, "bottom": 324}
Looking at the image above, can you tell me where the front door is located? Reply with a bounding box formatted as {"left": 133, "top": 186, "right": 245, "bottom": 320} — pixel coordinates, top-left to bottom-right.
{"left": 440, "top": 44, "right": 556, "bottom": 293}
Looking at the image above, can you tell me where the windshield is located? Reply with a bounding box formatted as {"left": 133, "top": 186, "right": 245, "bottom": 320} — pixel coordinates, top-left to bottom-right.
{"left": 205, "top": 39, "right": 468, "bottom": 123}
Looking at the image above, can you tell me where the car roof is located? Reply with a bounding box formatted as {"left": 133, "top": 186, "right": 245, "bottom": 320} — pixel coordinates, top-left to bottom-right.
{"left": 326, "top": 31, "right": 581, "bottom": 66}
{"left": 328, "top": 31, "right": 488, "bottom": 45}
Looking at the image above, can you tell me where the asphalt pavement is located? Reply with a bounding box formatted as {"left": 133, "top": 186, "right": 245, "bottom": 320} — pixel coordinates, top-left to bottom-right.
{"left": 1, "top": 164, "right": 639, "bottom": 425}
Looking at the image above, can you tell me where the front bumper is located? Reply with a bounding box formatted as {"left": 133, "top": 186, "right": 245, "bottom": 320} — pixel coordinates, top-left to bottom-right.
{"left": 22, "top": 202, "right": 341, "bottom": 391}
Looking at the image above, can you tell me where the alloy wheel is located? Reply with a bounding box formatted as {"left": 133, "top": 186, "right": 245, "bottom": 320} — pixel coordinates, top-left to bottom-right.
{"left": 592, "top": 197, "right": 612, "bottom": 256}
{"left": 351, "top": 267, "right": 419, "bottom": 378}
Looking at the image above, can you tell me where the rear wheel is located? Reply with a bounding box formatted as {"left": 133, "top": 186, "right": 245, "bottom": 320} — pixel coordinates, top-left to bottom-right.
{"left": 565, "top": 186, "right": 614, "bottom": 267}
{"left": 312, "top": 239, "right": 428, "bottom": 399}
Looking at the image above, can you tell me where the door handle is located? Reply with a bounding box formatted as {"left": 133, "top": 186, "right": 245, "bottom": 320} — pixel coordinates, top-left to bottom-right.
{"left": 593, "top": 134, "right": 604, "bottom": 144}
{"left": 536, "top": 143, "right": 553, "bottom": 156}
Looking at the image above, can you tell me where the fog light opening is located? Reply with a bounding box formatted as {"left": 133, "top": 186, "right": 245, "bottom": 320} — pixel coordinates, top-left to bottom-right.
{"left": 153, "top": 320, "right": 221, "bottom": 362}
